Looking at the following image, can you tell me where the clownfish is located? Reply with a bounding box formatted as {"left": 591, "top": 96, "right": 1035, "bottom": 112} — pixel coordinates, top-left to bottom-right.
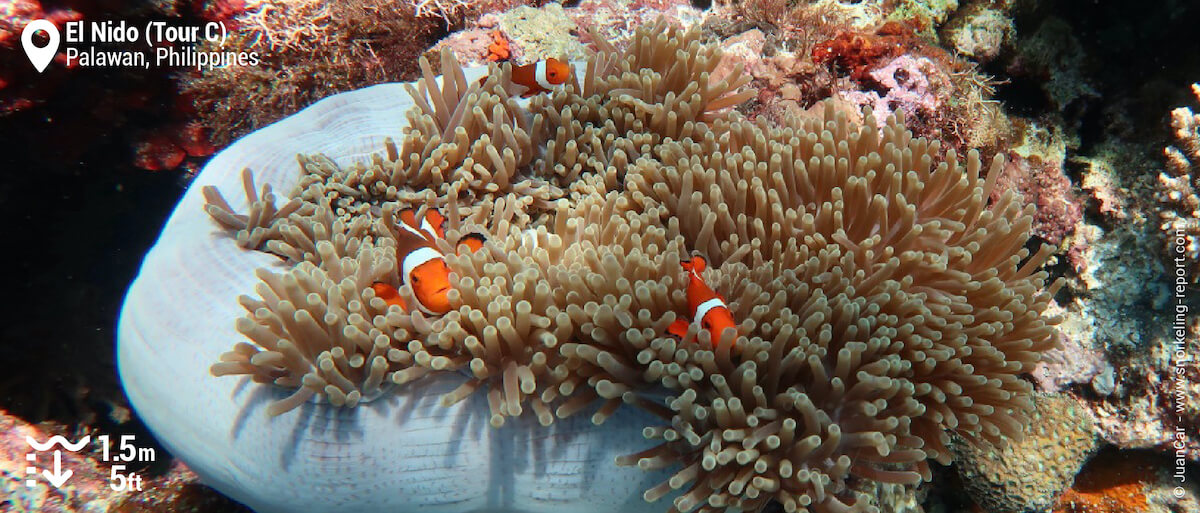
{"left": 372, "top": 282, "right": 408, "bottom": 311}
{"left": 666, "top": 255, "right": 738, "bottom": 345}
{"left": 400, "top": 207, "right": 446, "bottom": 240}
{"left": 457, "top": 233, "right": 487, "bottom": 253}
{"left": 372, "top": 207, "right": 486, "bottom": 314}
{"left": 510, "top": 58, "right": 572, "bottom": 97}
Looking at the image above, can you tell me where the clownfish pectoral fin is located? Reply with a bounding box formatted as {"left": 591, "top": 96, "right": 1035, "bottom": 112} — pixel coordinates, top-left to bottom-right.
{"left": 371, "top": 282, "right": 408, "bottom": 311}
{"left": 666, "top": 318, "right": 690, "bottom": 340}
{"left": 457, "top": 233, "right": 486, "bottom": 254}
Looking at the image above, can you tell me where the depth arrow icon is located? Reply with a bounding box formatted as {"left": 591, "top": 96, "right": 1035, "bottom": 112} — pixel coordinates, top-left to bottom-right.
{"left": 42, "top": 450, "right": 72, "bottom": 488}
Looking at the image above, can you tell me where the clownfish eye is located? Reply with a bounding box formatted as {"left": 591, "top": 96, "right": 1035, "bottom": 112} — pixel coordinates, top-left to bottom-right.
{"left": 702, "top": 320, "right": 712, "bottom": 330}
{"left": 411, "top": 275, "right": 421, "bottom": 284}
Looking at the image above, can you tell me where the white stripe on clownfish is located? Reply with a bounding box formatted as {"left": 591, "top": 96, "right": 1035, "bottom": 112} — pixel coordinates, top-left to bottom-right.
{"left": 534, "top": 61, "right": 555, "bottom": 91}
{"left": 692, "top": 297, "right": 727, "bottom": 330}
{"left": 419, "top": 217, "right": 439, "bottom": 240}
{"left": 399, "top": 221, "right": 428, "bottom": 239}
{"left": 401, "top": 246, "right": 444, "bottom": 287}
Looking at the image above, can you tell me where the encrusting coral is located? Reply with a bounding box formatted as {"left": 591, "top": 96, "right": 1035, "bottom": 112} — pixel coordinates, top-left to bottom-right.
{"left": 200, "top": 19, "right": 1061, "bottom": 513}
{"left": 952, "top": 393, "right": 1099, "bottom": 513}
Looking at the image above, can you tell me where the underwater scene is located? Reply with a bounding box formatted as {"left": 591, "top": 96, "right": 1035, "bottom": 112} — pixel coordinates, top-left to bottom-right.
{"left": 1, "top": 0, "right": 1198, "bottom": 512}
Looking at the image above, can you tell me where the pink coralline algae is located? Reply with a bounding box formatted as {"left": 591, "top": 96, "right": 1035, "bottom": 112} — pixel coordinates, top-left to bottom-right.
{"left": 840, "top": 55, "right": 951, "bottom": 126}
{"left": 1032, "top": 330, "right": 1108, "bottom": 393}
{"left": 992, "top": 152, "right": 1083, "bottom": 245}
{"left": 429, "top": 28, "right": 510, "bottom": 67}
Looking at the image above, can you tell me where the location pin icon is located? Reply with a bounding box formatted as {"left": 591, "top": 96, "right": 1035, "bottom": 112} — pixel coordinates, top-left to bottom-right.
{"left": 22, "top": 20, "right": 60, "bottom": 73}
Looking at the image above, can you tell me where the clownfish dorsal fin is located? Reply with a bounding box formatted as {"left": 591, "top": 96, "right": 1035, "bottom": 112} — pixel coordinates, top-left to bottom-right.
{"left": 397, "top": 205, "right": 444, "bottom": 242}
{"left": 420, "top": 207, "right": 446, "bottom": 240}
{"left": 457, "top": 232, "right": 487, "bottom": 253}
{"left": 399, "top": 207, "right": 420, "bottom": 230}
{"left": 680, "top": 254, "right": 707, "bottom": 276}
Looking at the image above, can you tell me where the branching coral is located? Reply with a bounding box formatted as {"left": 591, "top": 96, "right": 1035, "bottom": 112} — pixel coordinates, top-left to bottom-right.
{"left": 200, "top": 18, "right": 1060, "bottom": 513}
{"left": 1160, "top": 83, "right": 1200, "bottom": 277}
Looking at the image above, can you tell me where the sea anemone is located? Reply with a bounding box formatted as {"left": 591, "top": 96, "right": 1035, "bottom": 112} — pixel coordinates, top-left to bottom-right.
{"left": 119, "top": 19, "right": 1059, "bottom": 513}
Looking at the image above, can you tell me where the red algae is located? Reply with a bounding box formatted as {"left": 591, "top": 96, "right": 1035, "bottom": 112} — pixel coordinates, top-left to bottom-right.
{"left": 811, "top": 21, "right": 922, "bottom": 82}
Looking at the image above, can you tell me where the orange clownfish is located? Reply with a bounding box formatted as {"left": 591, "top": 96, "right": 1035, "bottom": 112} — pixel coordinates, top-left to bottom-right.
{"left": 667, "top": 255, "right": 738, "bottom": 345}
{"left": 400, "top": 207, "right": 446, "bottom": 240}
{"left": 372, "top": 207, "right": 486, "bottom": 314}
{"left": 372, "top": 282, "right": 408, "bottom": 311}
{"left": 510, "top": 58, "right": 571, "bottom": 97}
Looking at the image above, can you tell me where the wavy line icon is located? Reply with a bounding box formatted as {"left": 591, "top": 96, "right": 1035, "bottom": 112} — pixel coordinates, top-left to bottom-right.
{"left": 26, "top": 435, "right": 90, "bottom": 452}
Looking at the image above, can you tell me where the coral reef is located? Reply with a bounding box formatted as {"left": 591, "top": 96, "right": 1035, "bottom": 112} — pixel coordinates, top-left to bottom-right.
{"left": 183, "top": 18, "right": 1064, "bottom": 512}
{"left": 1088, "top": 316, "right": 1200, "bottom": 460}
{"left": 5, "top": 0, "right": 1196, "bottom": 511}
{"left": 952, "top": 393, "right": 1099, "bottom": 513}
{"left": 1024, "top": 80, "right": 1200, "bottom": 462}
{"left": 499, "top": 4, "right": 589, "bottom": 61}
{"left": 183, "top": 0, "right": 444, "bottom": 146}
{"left": 839, "top": 54, "right": 952, "bottom": 128}
{"left": 565, "top": 0, "right": 701, "bottom": 50}
{"left": 432, "top": 0, "right": 705, "bottom": 68}
{"left": 995, "top": 121, "right": 1083, "bottom": 245}
{"left": 939, "top": 3, "right": 1012, "bottom": 62}
{"left": 812, "top": 21, "right": 922, "bottom": 83}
